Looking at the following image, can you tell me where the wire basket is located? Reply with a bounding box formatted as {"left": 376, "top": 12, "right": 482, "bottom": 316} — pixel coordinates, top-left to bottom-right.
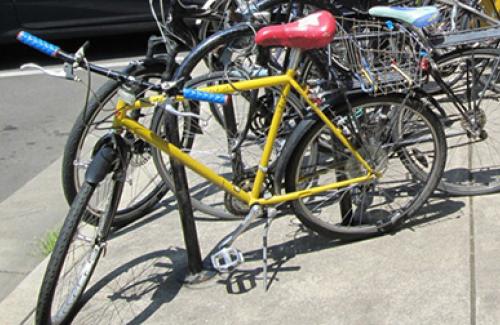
{"left": 333, "top": 17, "right": 427, "bottom": 95}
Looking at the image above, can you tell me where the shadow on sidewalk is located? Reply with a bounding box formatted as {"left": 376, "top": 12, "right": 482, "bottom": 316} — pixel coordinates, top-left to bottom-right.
{"left": 70, "top": 248, "right": 187, "bottom": 324}
{"left": 109, "top": 197, "right": 178, "bottom": 240}
{"left": 217, "top": 197, "right": 465, "bottom": 293}
{"left": 66, "top": 196, "right": 464, "bottom": 323}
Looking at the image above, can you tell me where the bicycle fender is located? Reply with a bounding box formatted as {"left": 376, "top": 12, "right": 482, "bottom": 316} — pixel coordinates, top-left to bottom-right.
{"left": 85, "top": 134, "right": 130, "bottom": 184}
{"left": 85, "top": 145, "right": 117, "bottom": 185}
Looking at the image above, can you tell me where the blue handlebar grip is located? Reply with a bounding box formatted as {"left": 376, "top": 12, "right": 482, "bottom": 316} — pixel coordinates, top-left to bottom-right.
{"left": 183, "top": 88, "right": 227, "bottom": 104}
{"left": 16, "top": 31, "right": 60, "bottom": 57}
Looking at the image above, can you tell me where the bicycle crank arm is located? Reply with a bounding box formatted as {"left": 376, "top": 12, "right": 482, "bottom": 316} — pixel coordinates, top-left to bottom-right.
{"left": 218, "top": 205, "right": 263, "bottom": 248}
{"left": 211, "top": 206, "right": 261, "bottom": 271}
{"left": 211, "top": 205, "right": 270, "bottom": 273}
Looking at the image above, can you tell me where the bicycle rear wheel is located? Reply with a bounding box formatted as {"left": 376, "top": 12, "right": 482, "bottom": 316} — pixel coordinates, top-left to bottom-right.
{"left": 285, "top": 94, "right": 446, "bottom": 239}
{"left": 427, "top": 48, "right": 500, "bottom": 195}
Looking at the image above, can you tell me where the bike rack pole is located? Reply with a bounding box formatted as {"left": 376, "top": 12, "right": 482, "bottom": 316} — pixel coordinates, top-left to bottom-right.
{"left": 164, "top": 112, "right": 214, "bottom": 284}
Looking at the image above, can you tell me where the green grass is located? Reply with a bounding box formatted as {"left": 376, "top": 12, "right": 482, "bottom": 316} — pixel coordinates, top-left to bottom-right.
{"left": 39, "top": 230, "right": 59, "bottom": 256}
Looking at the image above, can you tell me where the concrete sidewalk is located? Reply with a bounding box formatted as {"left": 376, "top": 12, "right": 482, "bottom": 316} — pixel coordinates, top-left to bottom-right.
{"left": 0, "top": 158, "right": 66, "bottom": 303}
{"left": 0, "top": 183, "right": 498, "bottom": 324}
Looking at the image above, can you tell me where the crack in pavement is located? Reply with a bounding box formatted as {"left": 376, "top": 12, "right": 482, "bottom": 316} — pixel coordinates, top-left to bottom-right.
{"left": 469, "top": 194, "right": 476, "bottom": 325}
{"left": 468, "top": 138, "right": 476, "bottom": 325}
{"left": 0, "top": 270, "right": 29, "bottom": 275}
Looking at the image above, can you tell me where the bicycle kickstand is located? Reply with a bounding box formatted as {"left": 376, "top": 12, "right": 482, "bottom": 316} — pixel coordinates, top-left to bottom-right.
{"left": 262, "top": 207, "right": 277, "bottom": 292}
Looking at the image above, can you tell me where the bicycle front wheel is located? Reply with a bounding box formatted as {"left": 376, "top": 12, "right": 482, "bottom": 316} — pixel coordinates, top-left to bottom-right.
{"left": 36, "top": 174, "right": 121, "bottom": 324}
{"left": 285, "top": 95, "right": 446, "bottom": 239}
{"left": 62, "top": 63, "right": 168, "bottom": 226}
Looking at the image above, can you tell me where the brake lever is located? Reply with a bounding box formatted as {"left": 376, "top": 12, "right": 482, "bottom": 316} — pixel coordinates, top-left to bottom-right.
{"left": 160, "top": 77, "right": 185, "bottom": 94}
{"left": 162, "top": 101, "right": 209, "bottom": 122}
{"left": 21, "top": 40, "right": 88, "bottom": 80}
{"left": 20, "top": 62, "right": 79, "bottom": 81}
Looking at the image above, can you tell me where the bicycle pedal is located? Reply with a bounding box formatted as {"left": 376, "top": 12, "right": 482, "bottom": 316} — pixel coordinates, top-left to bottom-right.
{"left": 211, "top": 247, "right": 244, "bottom": 273}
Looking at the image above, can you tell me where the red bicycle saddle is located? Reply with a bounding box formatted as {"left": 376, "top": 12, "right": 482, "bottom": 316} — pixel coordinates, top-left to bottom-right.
{"left": 255, "top": 11, "right": 337, "bottom": 50}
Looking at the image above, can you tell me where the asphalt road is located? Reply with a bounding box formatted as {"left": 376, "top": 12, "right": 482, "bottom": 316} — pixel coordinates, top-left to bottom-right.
{"left": 0, "top": 33, "right": 152, "bottom": 203}
{"left": 0, "top": 32, "right": 174, "bottom": 302}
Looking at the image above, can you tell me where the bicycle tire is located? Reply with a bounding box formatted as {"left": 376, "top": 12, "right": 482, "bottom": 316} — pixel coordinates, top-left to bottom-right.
{"left": 62, "top": 62, "right": 169, "bottom": 226}
{"left": 36, "top": 177, "right": 118, "bottom": 324}
{"left": 284, "top": 94, "right": 446, "bottom": 239}
{"left": 426, "top": 47, "right": 500, "bottom": 195}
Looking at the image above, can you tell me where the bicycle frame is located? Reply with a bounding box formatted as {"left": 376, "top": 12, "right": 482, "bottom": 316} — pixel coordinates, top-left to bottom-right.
{"left": 114, "top": 67, "right": 377, "bottom": 207}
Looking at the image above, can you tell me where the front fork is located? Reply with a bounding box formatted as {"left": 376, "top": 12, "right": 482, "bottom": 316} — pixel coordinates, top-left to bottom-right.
{"left": 84, "top": 133, "right": 131, "bottom": 242}
{"left": 97, "top": 170, "right": 126, "bottom": 243}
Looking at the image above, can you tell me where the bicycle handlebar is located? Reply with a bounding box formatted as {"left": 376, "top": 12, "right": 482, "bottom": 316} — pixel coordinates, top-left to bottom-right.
{"left": 16, "top": 31, "right": 228, "bottom": 104}
{"left": 16, "top": 31, "right": 166, "bottom": 91}
{"left": 183, "top": 89, "right": 227, "bottom": 104}
{"left": 17, "top": 31, "right": 61, "bottom": 57}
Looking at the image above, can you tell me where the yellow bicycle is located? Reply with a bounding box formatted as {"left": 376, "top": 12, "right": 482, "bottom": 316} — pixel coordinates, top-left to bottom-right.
{"left": 18, "top": 10, "right": 446, "bottom": 325}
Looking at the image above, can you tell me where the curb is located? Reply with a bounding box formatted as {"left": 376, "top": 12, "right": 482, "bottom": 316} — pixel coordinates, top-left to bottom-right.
{"left": 0, "top": 256, "right": 48, "bottom": 324}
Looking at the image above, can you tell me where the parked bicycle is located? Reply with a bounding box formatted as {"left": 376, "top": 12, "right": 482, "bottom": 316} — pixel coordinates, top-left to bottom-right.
{"left": 17, "top": 3, "right": 500, "bottom": 322}
{"left": 18, "top": 9, "right": 448, "bottom": 323}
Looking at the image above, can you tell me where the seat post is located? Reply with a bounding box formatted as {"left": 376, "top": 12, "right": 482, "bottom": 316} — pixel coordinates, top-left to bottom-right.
{"left": 287, "top": 48, "right": 302, "bottom": 71}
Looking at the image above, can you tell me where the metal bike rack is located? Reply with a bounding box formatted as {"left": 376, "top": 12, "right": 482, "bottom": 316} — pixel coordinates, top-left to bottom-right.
{"left": 164, "top": 113, "right": 215, "bottom": 285}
